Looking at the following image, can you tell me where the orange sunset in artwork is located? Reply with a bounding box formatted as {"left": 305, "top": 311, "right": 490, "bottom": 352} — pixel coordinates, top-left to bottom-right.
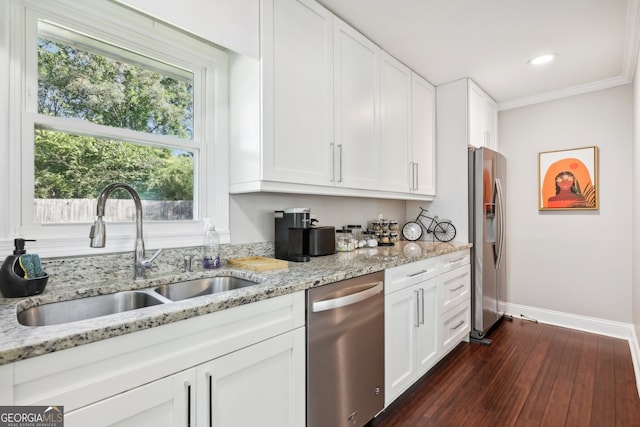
{"left": 541, "top": 157, "right": 596, "bottom": 209}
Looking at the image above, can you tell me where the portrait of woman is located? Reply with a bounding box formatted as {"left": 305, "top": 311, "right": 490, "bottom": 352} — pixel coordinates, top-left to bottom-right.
{"left": 538, "top": 147, "right": 598, "bottom": 210}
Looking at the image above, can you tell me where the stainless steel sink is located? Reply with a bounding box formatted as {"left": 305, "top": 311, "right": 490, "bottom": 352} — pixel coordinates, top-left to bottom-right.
{"left": 17, "top": 290, "right": 165, "bottom": 326}
{"left": 154, "top": 276, "right": 259, "bottom": 301}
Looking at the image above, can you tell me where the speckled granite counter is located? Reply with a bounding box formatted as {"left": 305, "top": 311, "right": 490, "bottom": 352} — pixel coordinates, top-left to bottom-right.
{"left": 0, "top": 241, "right": 470, "bottom": 365}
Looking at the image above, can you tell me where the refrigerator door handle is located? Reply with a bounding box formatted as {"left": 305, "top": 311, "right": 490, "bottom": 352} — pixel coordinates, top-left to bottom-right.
{"left": 495, "top": 178, "right": 505, "bottom": 270}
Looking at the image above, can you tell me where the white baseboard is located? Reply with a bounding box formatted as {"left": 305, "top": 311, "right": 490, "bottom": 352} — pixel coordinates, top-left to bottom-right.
{"left": 630, "top": 330, "right": 640, "bottom": 398}
{"left": 506, "top": 303, "right": 640, "bottom": 398}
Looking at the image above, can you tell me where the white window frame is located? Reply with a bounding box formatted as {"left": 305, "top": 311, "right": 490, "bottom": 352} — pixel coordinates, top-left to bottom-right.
{"left": 1, "top": 0, "right": 230, "bottom": 258}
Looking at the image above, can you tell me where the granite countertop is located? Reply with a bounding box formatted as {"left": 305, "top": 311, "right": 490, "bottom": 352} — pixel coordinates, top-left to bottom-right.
{"left": 0, "top": 241, "right": 471, "bottom": 365}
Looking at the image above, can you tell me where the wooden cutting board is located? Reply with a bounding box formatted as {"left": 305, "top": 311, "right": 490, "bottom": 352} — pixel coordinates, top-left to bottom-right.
{"left": 227, "top": 256, "right": 288, "bottom": 271}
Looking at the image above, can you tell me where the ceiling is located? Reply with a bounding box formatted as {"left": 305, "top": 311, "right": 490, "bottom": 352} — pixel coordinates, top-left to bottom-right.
{"left": 317, "top": 0, "right": 640, "bottom": 110}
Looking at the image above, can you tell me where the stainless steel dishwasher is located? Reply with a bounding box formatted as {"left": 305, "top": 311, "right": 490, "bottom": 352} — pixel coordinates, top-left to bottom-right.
{"left": 307, "top": 271, "right": 384, "bottom": 427}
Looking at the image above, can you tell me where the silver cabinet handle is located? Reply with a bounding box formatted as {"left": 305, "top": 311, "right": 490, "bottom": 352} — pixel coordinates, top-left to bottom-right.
{"left": 452, "top": 320, "right": 465, "bottom": 330}
{"left": 409, "top": 161, "right": 415, "bottom": 191}
{"left": 407, "top": 269, "right": 429, "bottom": 278}
{"left": 414, "top": 163, "right": 419, "bottom": 191}
{"left": 337, "top": 144, "right": 343, "bottom": 183}
{"left": 419, "top": 288, "right": 425, "bottom": 325}
{"left": 450, "top": 285, "right": 465, "bottom": 293}
{"left": 414, "top": 289, "right": 420, "bottom": 327}
{"left": 312, "top": 282, "right": 383, "bottom": 312}
{"left": 330, "top": 143, "right": 335, "bottom": 182}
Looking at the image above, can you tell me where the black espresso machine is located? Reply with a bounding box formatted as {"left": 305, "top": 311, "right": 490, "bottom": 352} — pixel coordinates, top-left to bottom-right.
{"left": 275, "top": 208, "right": 335, "bottom": 262}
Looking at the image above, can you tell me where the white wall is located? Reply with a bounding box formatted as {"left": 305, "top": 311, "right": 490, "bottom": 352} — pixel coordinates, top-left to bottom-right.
{"left": 229, "top": 193, "right": 406, "bottom": 243}
{"left": 500, "top": 85, "right": 633, "bottom": 323}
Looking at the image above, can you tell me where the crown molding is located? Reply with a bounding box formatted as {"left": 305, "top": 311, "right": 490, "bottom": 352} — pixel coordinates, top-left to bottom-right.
{"left": 497, "top": 76, "right": 631, "bottom": 111}
{"left": 499, "top": 0, "right": 640, "bottom": 111}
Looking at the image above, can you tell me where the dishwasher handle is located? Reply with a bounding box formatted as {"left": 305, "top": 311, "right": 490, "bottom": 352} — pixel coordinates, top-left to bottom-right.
{"left": 312, "top": 282, "right": 383, "bottom": 312}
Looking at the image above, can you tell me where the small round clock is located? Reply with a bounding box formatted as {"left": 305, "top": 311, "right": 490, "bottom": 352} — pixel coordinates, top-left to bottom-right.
{"left": 401, "top": 221, "right": 423, "bottom": 241}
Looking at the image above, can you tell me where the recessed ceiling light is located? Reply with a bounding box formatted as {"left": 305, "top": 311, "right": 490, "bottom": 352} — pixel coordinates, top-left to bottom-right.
{"left": 528, "top": 53, "right": 556, "bottom": 65}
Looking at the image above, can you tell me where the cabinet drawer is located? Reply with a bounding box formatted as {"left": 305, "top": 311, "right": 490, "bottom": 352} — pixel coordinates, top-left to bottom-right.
{"left": 439, "top": 249, "right": 470, "bottom": 274}
{"left": 385, "top": 258, "right": 440, "bottom": 294}
{"left": 439, "top": 265, "right": 470, "bottom": 314}
{"left": 439, "top": 300, "right": 470, "bottom": 354}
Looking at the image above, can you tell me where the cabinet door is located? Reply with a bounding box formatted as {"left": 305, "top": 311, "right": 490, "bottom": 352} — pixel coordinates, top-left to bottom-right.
{"left": 333, "top": 18, "right": 380, "bottom": 190}
{"left": 468, "top": 81, "right": 498, "bottom": 150}
{"left": 415, "top": 281, "right": 439, "bottom": 375}
{"left": 197, "top": 328, "right": 305, "bottom": 427}
{"left": 384, "top": 285, "right": 417, "bottom": 406}
{"left": 64, "top": 369, "right": 196, "bottom": 427}
{"left": 411, "top": 74, "right": 436, "bottom": 196}
{"left": 379, "top": 52, "right": 411, "bottom": 193}
{"left": 262, "top": 0, "right": 334, "bottom": 186}
{"left": 483, "top": 95, "right": 498, "bottom": 150}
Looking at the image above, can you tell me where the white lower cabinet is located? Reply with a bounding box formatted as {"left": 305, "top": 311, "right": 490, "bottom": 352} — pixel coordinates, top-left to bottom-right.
{"left": 384, "top": 278, "right": 438, "bottom": 405}
{"left": 65, "top": 369, "right": 196, "bottom": 427}
{"left": 197, "top": 328, "right": 305, "bottom": 427}
{"left": 6, "top": 292, "right": 306, "bottom": 427}
{"left": 438, "top": 266, "right": 471, "bottom": 355}
{"left": 384, "top": 251, "right": 470, "bottom": 407}
{"left": 64, "top": 329, "right": 305, "bottom": 427}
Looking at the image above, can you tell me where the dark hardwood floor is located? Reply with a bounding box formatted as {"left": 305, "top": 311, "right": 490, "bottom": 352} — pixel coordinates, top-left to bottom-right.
{"left": 367, "top": 318, "right": 640, "bottom": 427}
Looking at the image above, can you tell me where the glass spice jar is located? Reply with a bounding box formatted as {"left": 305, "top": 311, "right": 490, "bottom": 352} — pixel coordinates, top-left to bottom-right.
{"left": 362, "top": 231, "right": 378, "bottom": 247}
{"left": 336, "top": 229, "right": 356, "bottom": 252}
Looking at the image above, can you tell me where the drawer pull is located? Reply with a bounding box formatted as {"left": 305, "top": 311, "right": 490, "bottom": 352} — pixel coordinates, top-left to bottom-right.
{"left": 445, "top": 258, "right": 465, "bottom": 265}
{"left": 408, "top": 269, "right": 429, "bottom": 277}
{"left": 450, "top": 285, "right": 465, "bottom": 293}
{"left": 419, "top": 288, "right": 425, "bottom": 325}
{"left": 451, "top": 320, "right": 465, "bottom": 330}
{"left": 414, "top": 290, "right": 420, "bottom": 327}
{"left": 184, "top": 381, "right": 192, "bottom": 427}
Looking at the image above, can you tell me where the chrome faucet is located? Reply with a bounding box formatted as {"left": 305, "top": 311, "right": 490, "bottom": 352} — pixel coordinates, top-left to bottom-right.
{"left": 89, "top": 182, "right": 163, "bottom": 280}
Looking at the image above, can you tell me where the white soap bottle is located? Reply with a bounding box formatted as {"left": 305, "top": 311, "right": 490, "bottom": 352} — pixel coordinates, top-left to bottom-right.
{"left": 202, "top": 218, "right": 220, "bottom": 269}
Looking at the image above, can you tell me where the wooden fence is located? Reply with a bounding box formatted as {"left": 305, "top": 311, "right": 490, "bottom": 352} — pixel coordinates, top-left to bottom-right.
{"left": 35, "top": 199, "right": 193, "bottom": 223}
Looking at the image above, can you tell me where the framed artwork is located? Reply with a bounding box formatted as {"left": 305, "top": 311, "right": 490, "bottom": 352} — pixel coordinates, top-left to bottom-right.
{"left": 538, "top": 146, "right": 599, "bottom": 210}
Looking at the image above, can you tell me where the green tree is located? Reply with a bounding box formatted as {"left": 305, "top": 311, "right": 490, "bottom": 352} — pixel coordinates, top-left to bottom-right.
{"left": 35, "top": 37, "right": 194, "bottom": 200}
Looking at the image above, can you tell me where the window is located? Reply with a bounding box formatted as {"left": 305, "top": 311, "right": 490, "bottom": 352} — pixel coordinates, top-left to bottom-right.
{"left": 36, "top": 23, "right": 196, "bottom": 223}
{"left": 3, "top": 0, "right": 229, "bottom": 256}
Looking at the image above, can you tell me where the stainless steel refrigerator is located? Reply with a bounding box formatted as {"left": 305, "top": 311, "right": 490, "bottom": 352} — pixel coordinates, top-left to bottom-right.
{"left": 468, "top": 146, "right": 507, "bottom": 343}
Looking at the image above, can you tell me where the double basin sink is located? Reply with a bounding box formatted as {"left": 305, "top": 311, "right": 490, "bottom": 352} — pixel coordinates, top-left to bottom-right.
{"left": 17, "top": 276, "right": 259, "bottom": 327}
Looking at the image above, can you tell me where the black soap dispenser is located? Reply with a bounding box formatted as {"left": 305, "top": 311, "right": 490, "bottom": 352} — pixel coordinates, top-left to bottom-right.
{"left": 0, "top": 239, "right": 49, "bottom": 298}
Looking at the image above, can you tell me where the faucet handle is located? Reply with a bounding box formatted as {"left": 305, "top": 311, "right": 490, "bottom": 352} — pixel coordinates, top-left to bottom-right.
{"left": 142, "top": 248, "right": 163, "bottom": 269}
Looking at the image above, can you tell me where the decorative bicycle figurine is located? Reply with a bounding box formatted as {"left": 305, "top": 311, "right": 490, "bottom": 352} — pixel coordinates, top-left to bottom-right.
{"left": 402, "top": 207, "right": 456, "bottom": 242}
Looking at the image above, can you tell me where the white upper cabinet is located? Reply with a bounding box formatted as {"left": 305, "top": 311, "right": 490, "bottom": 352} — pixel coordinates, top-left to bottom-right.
{"left": 379, "top": 52, "right": 411, "bottom": 193}
{"left": 333, "top": 18, "right": 381, "bottom": 190}
{"left": 379, "top": 53, "right": 436, "bottom": 197}
{"left": 468, "top": 80, "right": 498, "bottom": 150}
{"left": 262, "top": 0, "right": 334, "bottom": 187}
{"left": 113, "top": 0, "right": 259, "bottom": 57}
{"left": 411, "top": 73, "right": 436, "bottom": 196}
{"left": 229, "top": 0, "right": 436, "bottom": 200}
